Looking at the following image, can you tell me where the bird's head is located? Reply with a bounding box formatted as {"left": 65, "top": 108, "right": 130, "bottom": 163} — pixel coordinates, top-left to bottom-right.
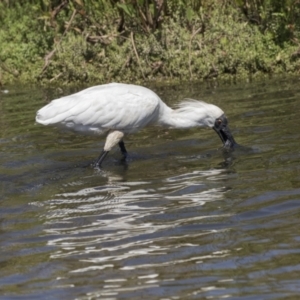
{"left": 178, "top": 99, "right": 237, "bottom": 150}
{"left": 212, "top": 113, "right": 237, "bottom": 150}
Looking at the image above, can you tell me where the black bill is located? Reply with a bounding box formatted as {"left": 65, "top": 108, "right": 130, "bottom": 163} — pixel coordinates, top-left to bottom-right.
{"left": 213, "top": 114, "right": 237, "bottom": 150}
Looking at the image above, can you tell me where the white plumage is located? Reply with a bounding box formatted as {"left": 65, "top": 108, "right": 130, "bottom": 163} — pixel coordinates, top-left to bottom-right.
{"left": 36, "top": 83, "right": 236, "bottom": 167}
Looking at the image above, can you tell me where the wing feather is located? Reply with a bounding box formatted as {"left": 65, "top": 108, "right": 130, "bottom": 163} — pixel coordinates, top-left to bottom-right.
{"left": 36, "top": 83, "right": 160, "bottom": 135}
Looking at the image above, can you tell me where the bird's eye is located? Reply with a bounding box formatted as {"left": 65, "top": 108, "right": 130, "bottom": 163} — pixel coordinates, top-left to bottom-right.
{"left": 217, "top": 119, "right": 222, "bottom": 124}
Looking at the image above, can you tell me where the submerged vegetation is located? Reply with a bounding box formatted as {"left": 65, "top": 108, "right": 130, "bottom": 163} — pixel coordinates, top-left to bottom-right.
{"left": 0, "top": 0, "right": 300, "bottom": 85}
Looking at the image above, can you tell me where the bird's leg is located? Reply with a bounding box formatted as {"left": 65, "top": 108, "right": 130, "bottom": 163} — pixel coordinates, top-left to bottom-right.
{"left": 94, "top": 150, "right": 109, "bottom": 167}
{"left": 118, "top": 140, "right": 127, "bottom": 160}
{"left": 94, "top": 130, "right": 125, "bottom": 167}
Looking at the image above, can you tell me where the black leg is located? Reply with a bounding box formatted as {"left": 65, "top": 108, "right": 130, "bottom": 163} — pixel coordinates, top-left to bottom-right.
{"left": 118, "top": 140, "right": 127, "bottom": 159}
{"left": 94, "top": 150, "right": 109, "bottom": 167}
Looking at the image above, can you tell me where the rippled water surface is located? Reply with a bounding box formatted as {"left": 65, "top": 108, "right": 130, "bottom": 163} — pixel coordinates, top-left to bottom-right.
{"left": 1, "top": 78, "right": 300, "bottom": 299}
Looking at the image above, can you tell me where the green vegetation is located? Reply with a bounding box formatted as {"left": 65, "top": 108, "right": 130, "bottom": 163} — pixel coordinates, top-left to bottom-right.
{"left": 0, "top": 0, "right": 300, "bottom": 85}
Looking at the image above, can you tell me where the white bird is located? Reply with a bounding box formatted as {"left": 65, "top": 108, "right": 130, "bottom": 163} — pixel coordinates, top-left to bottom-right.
{"left": 36, "top": 83, "right": 236, "bottom": 167}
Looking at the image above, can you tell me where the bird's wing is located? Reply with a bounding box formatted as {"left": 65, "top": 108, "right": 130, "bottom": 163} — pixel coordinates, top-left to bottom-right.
{"left": 36, "top": 83, "right": 161, "bottom": 134}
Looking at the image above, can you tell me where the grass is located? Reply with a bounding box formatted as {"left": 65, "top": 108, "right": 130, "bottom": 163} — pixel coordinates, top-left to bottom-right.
{"left": 0, "top": 0, "right": 300, "bottom": 85}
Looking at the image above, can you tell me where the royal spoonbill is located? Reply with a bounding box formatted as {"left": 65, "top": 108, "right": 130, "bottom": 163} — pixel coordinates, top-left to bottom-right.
{"left": 36, "top": 83, "right": 236, "bottom": 167}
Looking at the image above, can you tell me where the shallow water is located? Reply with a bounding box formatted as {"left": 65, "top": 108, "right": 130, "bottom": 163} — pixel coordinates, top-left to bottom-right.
{"left": 1, "top": 78, "right": 300, "bottom": 299}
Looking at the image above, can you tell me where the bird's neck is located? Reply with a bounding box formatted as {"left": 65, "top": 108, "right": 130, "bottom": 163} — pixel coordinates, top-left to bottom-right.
{"left": 157, "top": 103, "right": 200, "bottom": 129}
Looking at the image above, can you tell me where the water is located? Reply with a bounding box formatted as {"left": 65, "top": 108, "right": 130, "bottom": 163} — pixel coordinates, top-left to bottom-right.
{"left": 1, "top": 78, "right": 300, "bottom": 299}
